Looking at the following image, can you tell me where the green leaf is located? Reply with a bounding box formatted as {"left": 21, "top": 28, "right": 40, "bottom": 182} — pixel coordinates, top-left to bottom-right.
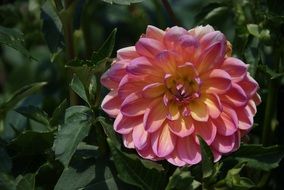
{"left": 8, "top": 130, "right": 54, "bottom": 156}
{"left": 257, "top": 64, "right": 284, "bottom": 79}
{"left": 15, "top": 106, "right": 50, "bottom": 126}
{"left": 0, "top": 148, "right": 12, "bottom": 173}
{"left": 53, "top": 106, "right": 93, "bottom": 167}
{"left": 41, "top": 0, "right": 64, "bottom": 53}
{"left": 50, "top": 99, "right": 68, "bottom": 126}
{"left": 64, "top": 106, "right": 91, "bottom": 122}
{"left": 84, "top": 160, "right": 121, "bottom": 190}
{"left": 0, "top": 26, "right": 32, "bottom": 59}
{"left": 198, "top": 136, "right": 214, "bottom": 179}
{"left": 166, "top": 168, "right": 201, "bottom": 190}
{"left": 70, "top": 74, "right": 90, "bottom": 105}
{"left": 107, "top": 139, "right": 167, "bottom": 190}
{"left": 96, "top": 116, "right": 120, "bottom": 147}
{"left": 225, "top": 163, "right": 255, "bottom": 190}
{"left": 74, "top": 143, "right": 99, "bottom": 160}
{"left": 0, "top": 82, "right": 47, "bottom": 112}
{"left": 16, "top": 173, "right": 35, "bottom": 190}
{"left": 91, "top": 28, "right": 117, "bottom": 64}
{"left": 247, "top": 24, "right": 260, "bottom": 37}
{"left": 0, "top": 172, "right": 16, "bottom": 190}
{"left": 230, "top": 144, "right": 284, "bottom": 171}
{"left": 101, "top": 0, "right": 144, "bottom": 5}
{"left": 203, "top": 7, "right": 229, "bottom": 22}
{"left": 54, "top": 160, "right": 96, "bottom": 190}
{"left": 247, "top": 24, "right": 270, "bottom": 41}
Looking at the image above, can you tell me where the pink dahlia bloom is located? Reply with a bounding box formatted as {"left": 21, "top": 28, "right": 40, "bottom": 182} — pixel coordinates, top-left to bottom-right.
{"left": 101, "top": 25, "right": 261, "bottom": 166}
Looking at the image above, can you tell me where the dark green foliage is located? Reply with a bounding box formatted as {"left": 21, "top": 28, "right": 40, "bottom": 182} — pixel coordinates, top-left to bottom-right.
{"left": 102, "top": 0, "right": 144, "bottom": 5}
{"left": 0, "top": 26, "right": 32, "bottom": 59}
{"left": 198, "top": 135, "right": 214, "bottom": 179}
{"left": 108, "top": 139, "right": 167, "bottom": 190}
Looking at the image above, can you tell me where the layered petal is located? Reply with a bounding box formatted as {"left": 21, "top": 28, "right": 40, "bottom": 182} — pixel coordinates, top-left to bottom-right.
{"left": 114, "top": 113, "right": 141, "bottom": 134}
{"left": 168, "top": 116, "right": 195, "bottom": 137}
{"left": 221, "top": 57, "right": 248, "bottom": 82}
{"left": 117, "top": 46, "right": 139, "bottom": 60}
{"left": 121, "top": 93, "right": 150, "bottom": 116}
{"left": 100, "top": 25, "right": 260, "bottom": 167}
{"left": 177, "top": 136, "right": 202, "bottom": 165}
{"left": 133, "top": 123, "right": 150, "bottom": 150}
{"left": 189, "top": 100, "right": 209, "bottom": 122}
{"left": 222, "top": 83, "right": 248, "bottom": 107}
{"left": 146, "top": 25, "right": 165, "bottom": 41}
{"left": 194, "top": 120, "right": 217, "bottom": 145}
{"left": 151, "top": 123, "right": 177, "bottom": 157}
{"left": 135, "top": 38, "right": 164, "bottom": 58}
{"left": 212, "top": 134, "right": 236, "bottom": 153}
{"left": 201, "top": 69, "right": 232, "bottom": 94}
{"left": 101, "top": 91, "right": 121, "bottom": 117}
{"left": 144, "top": 98, "right": 167, "bottom": 132}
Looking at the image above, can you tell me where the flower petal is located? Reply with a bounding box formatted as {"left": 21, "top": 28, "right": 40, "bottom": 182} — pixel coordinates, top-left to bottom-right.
{"left": 197, "top": 41, "right": 226, "bottom": 74}
{"left": 146, "top": 25, "right": 165, "bottom": 41}
{"left": 114, "top": 112, "right": 141, "bottom": 134}
{"left": 168, "top": 116, "right": 195, "bottom": 137}
{"left": 212, "top": 149, "right": 222, "bottom": 162}
{"left": 188, "top": 25, "right": 215, "bottom": 39}
{"left": 164, "top": 26, "right": 188, "bottom": 49}
{"left": 118, "top": 75, "right": 146, "bottom": 99}
{"left": 144, "top": 99, "right": 167, "bottom": 132}
{"left": 142, "top": 83, "right": 165, "bottom": 98}
{"left": 101, "top": 91, "right": 121, "bottom": 117}
{"left": 177, "top": 62, "right": 198, "bottom": 79}
{"left": 166, "top": 150, "right": 187, "bottom": 166}
{"left": 117, "top": 46, "right": 139, "bottom": 60}
{"left": 222, "top": 83, "right": 248, "bottom": 107}
{"left": 211, "top": 134, "right": 236, "bottom": 153}
{"left": 238, "top": 74, "right": 258, "bottom": 98}
{"left": 194, "top": 120, "right": 217, "bottom": 145}
{"left": 214, "top": 108, "right": 238, "bottom": 136}
{"left": 189, "top": 100, "right": 209, "bottom": 122}
{"left": 133, "top": 123, "right": 149, "bottom": 150}
{"left": 237, "top": 105, "right": 253, "bottom": 130}
{"left": 155, "top": 50, "right": 178, "bottom": 73}
{"left": 101, "top": 62, "right": 126, "bottom": 89}
{"left": 201, "top": 69, "right": 232, "bottom": 94}
{"left": 126, "top": 57, "right": 160, "bottom": 76}
{"left": 135, "top": 38, "right": 164, "bottom": 58}
{"left": 177, "top": 135, "right": 202, "bottom": 165}
{"left": 123, "top": 133, "right": 134, "bottom": 149}
{"left": 199, "top": 31, "right": 226, "bottom": 50}
{"left": 203, "top": 94, "right": 222, "bottom": 119}
{"left": 253, "top": 93, "right": 261, "bottom": 106}
{"left": 151, "top": 123, "right": 176, "bottom": 157}
{"left": 121, "top": 93, "right": 149, "bottom": 116}
{"left": 221, "top": 57, "right": 248, "bottom": 82}
{"left": 167, "top": 102, "right": 180, "bottom": 120}
{"left": 137, "top": 145, "right": 158, "bottom": 160}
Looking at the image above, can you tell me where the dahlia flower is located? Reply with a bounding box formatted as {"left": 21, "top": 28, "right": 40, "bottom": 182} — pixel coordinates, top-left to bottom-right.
{"left": 101, "top": 25, "right": 261, "bottom": 166}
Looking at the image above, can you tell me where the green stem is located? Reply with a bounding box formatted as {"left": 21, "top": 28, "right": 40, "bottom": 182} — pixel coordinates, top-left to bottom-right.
{"left": 61, "top": 3, "right": 78, "bottom": 105}
{"left": 161, "top": 0, "right": 181, "bottom": 26}
{"left": 81, "top": 0, "right": 93, "bottom": 58}
{"left": 262, "top": 50, "right": 281, "bottom": 146}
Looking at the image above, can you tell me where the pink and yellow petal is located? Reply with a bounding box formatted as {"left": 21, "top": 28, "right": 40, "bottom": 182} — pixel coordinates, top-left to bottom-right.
{"left": 151, "top": 123, "right": 177, "bottom": 157}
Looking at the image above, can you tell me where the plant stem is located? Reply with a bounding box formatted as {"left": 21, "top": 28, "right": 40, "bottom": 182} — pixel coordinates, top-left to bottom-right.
{"left": 161, "top": 0, "right": 181, "bottom": 26}
{"left": 262, "top": 50, "right": 281, "bottom": 146}
{"left": 61, "top": 4, "right": 78, "bottom": 105}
